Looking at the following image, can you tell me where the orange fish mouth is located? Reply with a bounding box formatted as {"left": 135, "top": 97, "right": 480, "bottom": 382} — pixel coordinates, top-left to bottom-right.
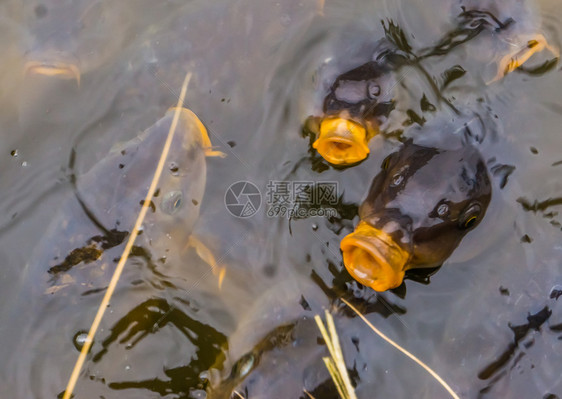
{"left": 24, "top": 61, "right": 81, "bottom": 85}
{"left": 340, "top": 221, "right": 410, "bottom": 291}
{"left": 312, "top": 117, "right": 373, "bottom": 165}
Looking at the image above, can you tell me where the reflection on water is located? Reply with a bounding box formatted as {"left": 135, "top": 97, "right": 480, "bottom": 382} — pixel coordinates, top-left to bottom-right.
{"left": 94, "top": 297, "right": 227, "bottom": 396}
{"left": 0, "top": 0, "right": 562, "bottom": 398}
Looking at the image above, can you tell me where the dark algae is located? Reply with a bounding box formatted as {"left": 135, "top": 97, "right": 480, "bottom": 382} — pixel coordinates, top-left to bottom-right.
{"left": 478, "top": 307, "right": 553, "bottom": 395}
{"left": 94, "top": 298, "right": 227, "bottom": 395}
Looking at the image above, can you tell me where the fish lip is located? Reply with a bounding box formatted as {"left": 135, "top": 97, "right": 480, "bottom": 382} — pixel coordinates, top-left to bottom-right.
{"left": 312, "top": 117, "right": 372, "bottom": 165}
{"left": 340, "top": 221, "right": 410, "bottom": 291}
{"left": 23, "top": 55, "right": 81, "bottom": 85}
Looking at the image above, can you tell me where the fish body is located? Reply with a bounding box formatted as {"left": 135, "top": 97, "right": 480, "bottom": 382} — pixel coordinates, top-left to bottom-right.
{"left": 24, "top": 107, "right": 208, "bottom": 298}
{"left": 206, "top": 275, "right": 330, "bottom": 398}
{"left": 7, "top": 106, "right": 227, "bottom": 399}
{"left": 434, "top": 0, "right": 558, "bottom": 83}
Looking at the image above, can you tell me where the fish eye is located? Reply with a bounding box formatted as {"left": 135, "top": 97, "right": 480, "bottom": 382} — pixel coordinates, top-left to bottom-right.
{"left": 390, "top": 173, "right": 404, "bottom": 187}
{"left": 437, "top": 203, "right": 449, "bottom": 217}
{"left": 459, "top": 203, "right": 482, "bottom": 229}
{"left": 233, "top": 353, "right": 255, "bottom": 379}
{"left": 161, "top": 190, "right": 183, "bottom": 215}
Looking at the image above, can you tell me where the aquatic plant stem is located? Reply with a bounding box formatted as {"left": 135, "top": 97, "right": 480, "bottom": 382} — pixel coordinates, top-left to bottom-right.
{"left": 62, "top": 71, "right": 192, "bottom": 399}
{"left": 341, "top": 298, "right": 460, "bottom": 399}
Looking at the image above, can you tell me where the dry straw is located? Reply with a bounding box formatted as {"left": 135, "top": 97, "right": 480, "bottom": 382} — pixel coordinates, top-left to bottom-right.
{"left": 314, "top": 310, "right": 358, "bottom": 399}
{"left": 341, "top": 298, "right": 460, "bottom": 399}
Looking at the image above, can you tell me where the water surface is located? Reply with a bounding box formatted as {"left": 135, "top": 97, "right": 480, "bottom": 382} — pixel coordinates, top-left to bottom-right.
{"left": 1, "top": 0, "right": 561, "bottom": 398}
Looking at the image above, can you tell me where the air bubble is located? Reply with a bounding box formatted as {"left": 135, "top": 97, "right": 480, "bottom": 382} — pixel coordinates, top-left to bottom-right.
{"left": 169, "top": 161, "right": 179, "bottom": 175}
{"left": 73, "top": 331, "right": 91, "bottom": 351}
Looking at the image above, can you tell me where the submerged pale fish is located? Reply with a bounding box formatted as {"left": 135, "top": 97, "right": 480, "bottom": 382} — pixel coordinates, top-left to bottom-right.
{"left": 21, "top": 0, "right": 130, "bottom": 83}
{"left": 20, "top": 0, "right": 183, "bottom": 83}
{"left": 6, "top": 106, "right": 228, "bottom": 399}
{"left": 442, "top": 0, "right": 559, "bottom": 83}
{"left": 24, "top": 107, "right": 213, "bottom": 297}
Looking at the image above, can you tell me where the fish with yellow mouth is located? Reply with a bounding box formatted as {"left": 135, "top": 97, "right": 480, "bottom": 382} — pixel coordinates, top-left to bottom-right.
{"left": 304, "top": 52, "right": 400, "bottom": 166}
{"left": 340, "top": 139, "right": 491, "bottom": 292}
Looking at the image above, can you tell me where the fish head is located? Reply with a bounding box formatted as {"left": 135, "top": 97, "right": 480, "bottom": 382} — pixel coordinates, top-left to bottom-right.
{"left": 341, "top": 140, "right": 491, "bottom": 291}
{"left": 141, "top": 108, "right": 209, "bottom": 248}
{"left": 313, "top": 61, "right": 396, "bottom": 165}
{"left": 22, "top": 0, "right": 129, "bottom": 83}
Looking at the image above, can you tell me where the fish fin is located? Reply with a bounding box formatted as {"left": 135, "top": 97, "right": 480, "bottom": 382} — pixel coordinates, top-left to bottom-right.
{"left": 167, "top": 107, "right": 227, "bottom": 158}
{"left": 488, "top": 33, "right": 559, "bottom": 84}
{"left": 186, "top": 235, "right": 225, "bottom": 289}
{"left": 184, "top": 109, "right": 226, "bottom": 158}
{"left": 205, "top": 148, "right": 227, "bottom": 158}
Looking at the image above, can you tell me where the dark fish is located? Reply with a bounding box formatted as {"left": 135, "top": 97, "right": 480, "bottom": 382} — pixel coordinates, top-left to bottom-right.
{"left": 341, "top": 139, "right": 491, "bottom": 291}
{"left": 305, "top": 45, "right": 403, "bottom": 165}
{"left": 205, "top": 276, "right": 330, "bottom": 398}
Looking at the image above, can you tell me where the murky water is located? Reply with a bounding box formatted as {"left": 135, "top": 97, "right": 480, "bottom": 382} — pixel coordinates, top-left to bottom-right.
{"left": 0, "top": 0, "right": 561, "bottom": 398}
